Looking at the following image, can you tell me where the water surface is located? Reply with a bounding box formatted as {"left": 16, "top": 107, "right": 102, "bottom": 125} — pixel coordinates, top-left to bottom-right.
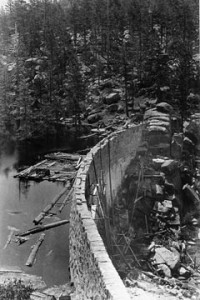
{"left": 0, "top": 143, "right": 70, "bottom": 286}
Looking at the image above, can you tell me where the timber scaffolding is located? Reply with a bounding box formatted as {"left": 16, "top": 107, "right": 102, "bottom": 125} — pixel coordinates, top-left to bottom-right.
{"left": 14, "top": 152, "right": 83, "bottom": 183}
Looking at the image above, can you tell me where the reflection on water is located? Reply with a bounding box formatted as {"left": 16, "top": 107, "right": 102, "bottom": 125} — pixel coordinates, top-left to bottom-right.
{"left": 0, "top": 140, "right": 70, "bottom": 286}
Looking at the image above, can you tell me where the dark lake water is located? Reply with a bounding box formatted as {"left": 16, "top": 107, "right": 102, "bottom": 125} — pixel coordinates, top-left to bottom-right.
{"left": 0, "top": 139, "right": 71, "bottom": 287}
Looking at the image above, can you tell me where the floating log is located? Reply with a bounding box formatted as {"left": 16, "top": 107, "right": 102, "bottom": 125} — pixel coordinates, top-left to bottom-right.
{"left": 16, "top": 236, "right": 29, "bottom": 245}
{"left": 3, "top": 230, "right": 14, "bottom": 249}
{"left": 77, "top": 147, "right": 91, "bottom": 154}
{"left": 16, "top": 220, "right": 70, "bottom": 237}
{"left": 46, "top": 161, "right": 56, "bottom": 167}
{"left": 26, "top": 233, "right": 45, "bottom": 267}
{"left": 33, "top": 186, "right": 70, "bottom": 225}
{"left": 75, "top": 157, "right": 82, "bottom": 170}
{"left": 15, "top": 160, "right": 47, "bottom": 178}
{"left": 15, "top": 152, "right": 79, "bottom": 183}
{"left": 30, "top": 291, "right": 55, "bottom": 300}
{"left": 91, "top": 128, "right": 107, "bottom": 133}
{"left": 45, "top": 152, "right": 80, "bottom": 161}
{"left": 79, "top": 133, "right": 97, "bottom": 139}
{"left": 59, "top": 188, "right": 74, "bottom": 213}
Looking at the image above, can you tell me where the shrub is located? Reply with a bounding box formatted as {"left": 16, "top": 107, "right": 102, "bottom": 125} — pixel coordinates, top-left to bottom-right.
{"left": 0, "top": 279, "right": 33, "bottom": 300}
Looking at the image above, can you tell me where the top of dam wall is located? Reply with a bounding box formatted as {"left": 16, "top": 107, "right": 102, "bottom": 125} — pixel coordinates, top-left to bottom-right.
{"left": 70, "top": 124, "right": 143, "bottom": 300}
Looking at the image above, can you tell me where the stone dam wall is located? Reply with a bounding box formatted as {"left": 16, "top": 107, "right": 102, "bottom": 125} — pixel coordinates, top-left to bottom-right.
{"left": 69, "top": 124, "right": 143, "bottom": 300}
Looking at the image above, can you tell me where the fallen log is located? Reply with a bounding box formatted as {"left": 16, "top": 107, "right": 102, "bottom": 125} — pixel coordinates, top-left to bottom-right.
{"left": 26, "top": 233, "right": 45, "bottom": 267}
{"left": 16, "top": 220, "right": 69, "bottom": 237}
{"left": 33, "top": 186, "right": 70, "bottom": 225}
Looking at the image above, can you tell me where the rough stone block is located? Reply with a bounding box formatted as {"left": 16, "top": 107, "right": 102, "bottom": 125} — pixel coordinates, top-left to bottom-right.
{"left": 183, "top": 184, "right": 200, "bottom": 204}
{"left": 171, "top": 139, "right": 182, "bottom": 159}
{"left": 152, "top": 247, "right": 180, "bottom": 270}
{"left": 156, "top": 102, "right": 173, "bottom": 114}
{"left": 144, "top": 108, "right": 169, "bottom": 121}
{"left": 161, "top": 159, "right": 178, "bottom": 175}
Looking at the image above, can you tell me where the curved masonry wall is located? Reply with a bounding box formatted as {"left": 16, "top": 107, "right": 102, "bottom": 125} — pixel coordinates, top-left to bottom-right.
{"left": 70, "top": 124, "right": 143, "bottom": 300}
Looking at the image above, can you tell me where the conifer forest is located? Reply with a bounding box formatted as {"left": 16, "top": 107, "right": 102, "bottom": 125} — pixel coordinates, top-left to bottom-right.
{"left": 0, "top": 0, "right": 199, "bottom": 144}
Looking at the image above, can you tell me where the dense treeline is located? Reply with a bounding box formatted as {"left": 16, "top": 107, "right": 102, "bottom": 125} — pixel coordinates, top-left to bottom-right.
{"left": 0, "top": 0, "right": 199, "bottom": 140}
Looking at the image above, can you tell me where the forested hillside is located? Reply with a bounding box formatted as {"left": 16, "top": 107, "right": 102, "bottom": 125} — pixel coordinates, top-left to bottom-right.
{"left": 0, "top": 0, "right": 199, "bottom": 142}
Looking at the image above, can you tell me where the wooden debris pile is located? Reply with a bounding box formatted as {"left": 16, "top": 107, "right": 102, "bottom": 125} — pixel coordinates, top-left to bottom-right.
{"left": 15, "top": 152, "right": 83, "bottom": 183}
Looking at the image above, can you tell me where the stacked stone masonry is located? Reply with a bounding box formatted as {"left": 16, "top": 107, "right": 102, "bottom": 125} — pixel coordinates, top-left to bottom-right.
{"left": 70, "top": 124, "right": 143, "bottom": 300}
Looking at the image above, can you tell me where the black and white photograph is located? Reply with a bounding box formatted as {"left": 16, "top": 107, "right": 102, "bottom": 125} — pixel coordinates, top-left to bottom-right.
{"left": 0, "top": 0, "right": 200, "bottom": 299}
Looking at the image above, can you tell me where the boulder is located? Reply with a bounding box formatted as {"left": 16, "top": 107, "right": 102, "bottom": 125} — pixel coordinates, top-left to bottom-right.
{"left": 149, "top": 115, "right": 170, "bottom": 123}
{"left": 106, "top": 103, "right": 119, "bottom": 113}
{"left": 156, "top": 102, "right": 173, "bottom": 114}
{"left": 117, "top": 104, "right": 124, "bottom": 113}
{"left": 152, "top": 158, "right": 165, "bottom": 171}
{"left": 173, "top": 133, "right": 183, "bottom": 145}
{"left": 183, "top": 184, "right": 200, "bottom": 205}
{"left": 171, "top": 116, "right": 182, "bottom": 133}
{"left": 87, "top": 113, "right": 102, "bottom": 124}
{"left": 148, "top": 125, "right": 169, "bottom": 133}
{"left": 171, "top": 139, "right": 182, "bottom": 159}
{"left": 152, "top": 246, "right": 180, "bottom": 270}
{"left": 161, "top": 160, "right": 178, "bottom": 175}
{"left": 155, "top": 184, "right": 164, "bottom": 197}
{"left": 149, "top": 143, "right": 171, "bottom": 157}
{"left": 148, "top": 120, "right": 170, "bottom": 130}
{"left": 183, "top": 137, "right": 195, "bottom": 152}
{"left": 99, "top": 79, "right": 113, "bottom": 90}
{"left": 103, "top": 92, "right": 120, "bottom": 105}
{"left": 25, "top": 57, "right": 38, "bottom": 67}
{"left": 185, "top": 120, "right": 200, "bottom": 144}
{"left": 132, "top": 106, "right": 140, "bottom": 113}
{"left": 140, "top": 103, "right": 146, "bottom": 112}
{"left": 168, "top": 213, "right": 180, "bottom": 225}
{"left": 178, "top": 266, "right": 191, "bottom": 278}
{"left": 158, "top": 264, "right": 172, "bottom": 278}
{"left": 153, "top": 200, "right": 172, "bottom": 213}
{"left": 185, "top": 130, "right": 198, "bottom": 145}
{"left": 164, "top": 180, "right": 175, "bottom": 195}
{"left": 137, "top": 146, "right": 148, "bottom": 156}
{"left": 144, "top": 108, "right": 169, "bottom": 120}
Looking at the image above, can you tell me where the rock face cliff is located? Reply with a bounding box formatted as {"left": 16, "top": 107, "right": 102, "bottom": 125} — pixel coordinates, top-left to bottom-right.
{"left": 112, "top": 105, "right": 200, "bottom": 299}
